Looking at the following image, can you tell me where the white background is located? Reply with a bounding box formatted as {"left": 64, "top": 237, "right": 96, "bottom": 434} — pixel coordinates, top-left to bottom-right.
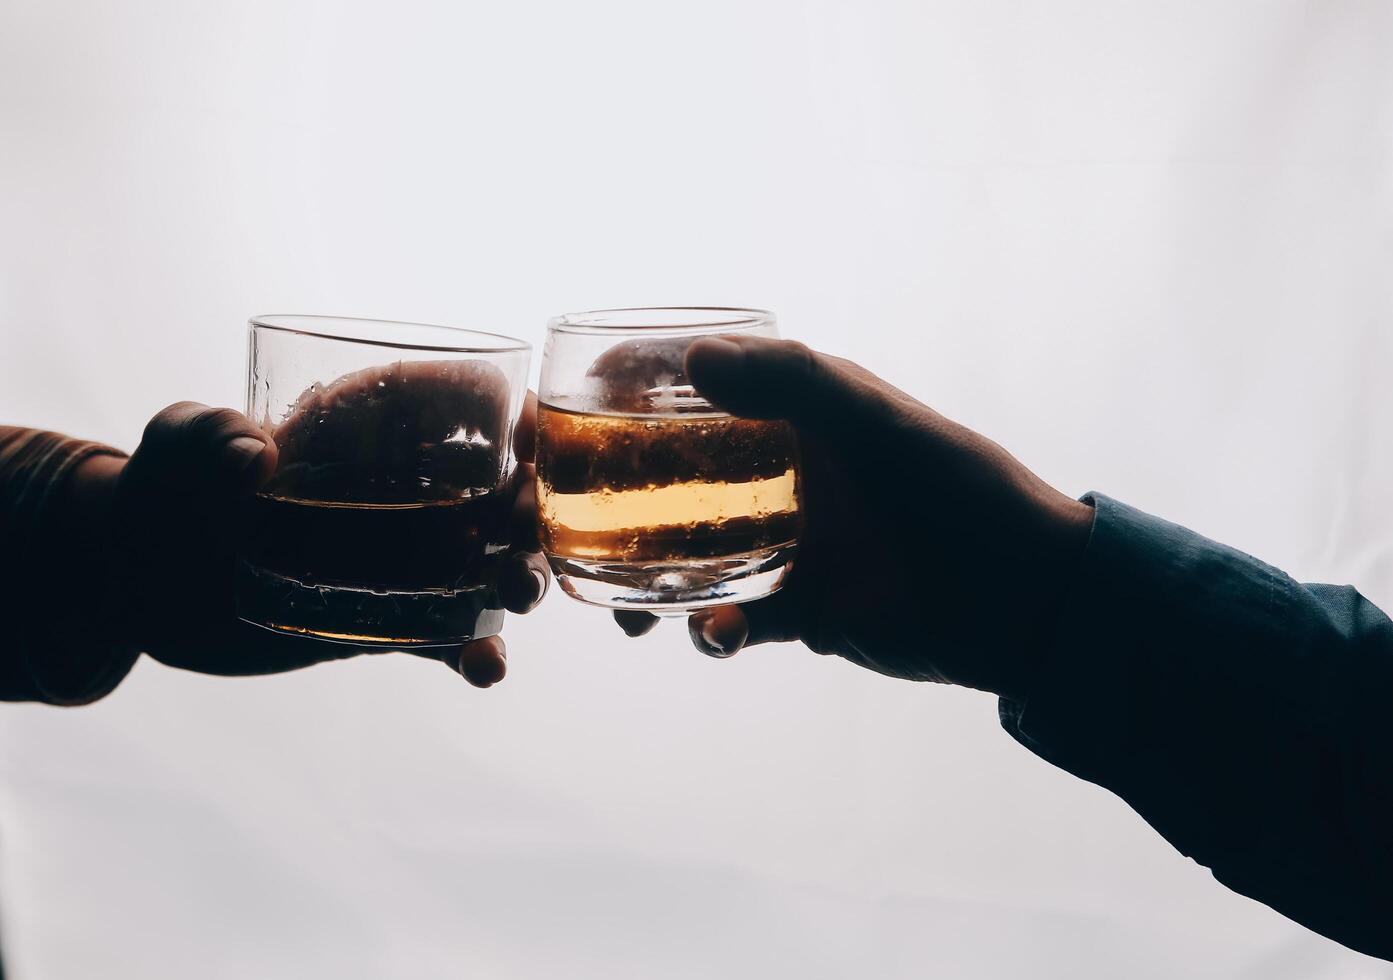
{"left": 3, "top": 1, "right": 1393, "bottom": 977}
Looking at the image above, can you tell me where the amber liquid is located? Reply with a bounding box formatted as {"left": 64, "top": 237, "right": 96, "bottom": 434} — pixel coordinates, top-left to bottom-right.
{"left": 536, "top": 404, "right": 802, "bottom": 563}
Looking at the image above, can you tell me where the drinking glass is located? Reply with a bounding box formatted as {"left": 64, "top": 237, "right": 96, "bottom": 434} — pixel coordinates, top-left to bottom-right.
{"left": 536, "top": 307, "right": 802, "bottom": 613}
{"left": 237, "top": 315, "right": 531, "bottom": 645}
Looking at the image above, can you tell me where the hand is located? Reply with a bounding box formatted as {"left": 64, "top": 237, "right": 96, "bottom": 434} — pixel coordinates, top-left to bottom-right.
{"left": 612, "top": 335, "right": 1094, "bottom": 700}
{"left": 39, "top": 385, "right": 546, "bottom": 704}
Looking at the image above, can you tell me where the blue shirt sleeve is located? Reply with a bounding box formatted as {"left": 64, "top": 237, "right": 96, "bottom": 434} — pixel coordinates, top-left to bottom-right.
{"left": 1000, "top": 494, "right": 1393, "bottom": 961}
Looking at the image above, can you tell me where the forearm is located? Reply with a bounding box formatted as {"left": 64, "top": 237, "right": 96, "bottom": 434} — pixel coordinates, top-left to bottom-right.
{"left": 1001, "top": 495, "right": 1393, "bottom": 960}
{"left": 0, "top": 426, "right": 137, "bottom": 703}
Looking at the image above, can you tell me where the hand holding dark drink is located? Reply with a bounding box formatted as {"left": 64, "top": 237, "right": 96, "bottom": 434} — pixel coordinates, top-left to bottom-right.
{"left": 44, "top": 391, "right": 545, "bottom": 702}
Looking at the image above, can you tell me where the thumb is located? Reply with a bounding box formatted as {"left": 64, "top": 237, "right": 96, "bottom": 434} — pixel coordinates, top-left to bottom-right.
{"left": 684, "top": 335, "right": 917, "bottom": 435}
{"left": 125, "top": 401, "right": 278, "bottom": 495}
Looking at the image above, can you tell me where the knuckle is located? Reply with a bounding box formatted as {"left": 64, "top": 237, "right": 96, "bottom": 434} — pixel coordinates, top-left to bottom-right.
{"left": 768, "top": 340, "right": 819, "bottom": 384}
{"left": 185, "top": 406, "right": 253, "bottom": 444}
{"left": 781, "top": 339, "right": 814, "bottom": 366}
{"left": 142, "top": 401, "right": 204, "bottom": 442}
{"left": 793, "top": 343, "right": 823, "bottom": 382}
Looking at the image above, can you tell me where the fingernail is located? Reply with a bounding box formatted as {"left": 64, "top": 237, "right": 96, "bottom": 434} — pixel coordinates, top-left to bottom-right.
{"left": 618, "top": 618, "right": 647, "bottom": 638}
{"left": 528, "top": 567, "right": 548, "bottom": 605}
{"left": 224, "top": 435, "right": 267, "bottom": 473}
{"left": 689, "top": 611, "right": 735, "bottom": 658}
{"left": 686, "top": 337, "right": 746, "bottom": 380}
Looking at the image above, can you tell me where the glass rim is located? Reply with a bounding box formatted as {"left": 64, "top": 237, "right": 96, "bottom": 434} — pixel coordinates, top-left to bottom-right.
{"left": 548, "top": 306, "right": 774, "bottom": 337}
{"left": 249, "top": 314, "right": 532, "bottom": 355}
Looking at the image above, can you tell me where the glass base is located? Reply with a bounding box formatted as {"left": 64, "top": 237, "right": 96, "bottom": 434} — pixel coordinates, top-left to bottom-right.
{"left": 547, "top": 542, "right": 796, "bottom": 613}
{"left": 235, "top": 561, "right": 504, "bottom": 647}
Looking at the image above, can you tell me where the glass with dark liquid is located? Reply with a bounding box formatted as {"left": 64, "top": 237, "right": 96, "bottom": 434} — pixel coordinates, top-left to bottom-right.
{"left": 236, "top": 316, "right": 531, "bottom": 646}
{"left": 537, "top": 308, "right": 802, "bottom": 612}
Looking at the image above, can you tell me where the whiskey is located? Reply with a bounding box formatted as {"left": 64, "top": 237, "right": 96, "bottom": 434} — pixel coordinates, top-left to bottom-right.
{"left": 245, "top": 485, "right": 511, "bottom": 590}
{"left": 237, "top": 316, "right": 531, "bottom": 646}
{"left": 535, "top": 401, "right": 801, "bottom": 609}
{"left": 536, "top": 404, "right": 801, "bottom": 560}
{"left": 236, "top": 458, "right": 513, "bottom": 646}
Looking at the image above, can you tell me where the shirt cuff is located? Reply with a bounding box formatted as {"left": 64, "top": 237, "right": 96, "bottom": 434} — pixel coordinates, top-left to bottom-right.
{"left": 0, "top": 430, "right": 131, "bottom": 702}
{"left": 998, "top": 492, "right": 1288, "bottom": 790}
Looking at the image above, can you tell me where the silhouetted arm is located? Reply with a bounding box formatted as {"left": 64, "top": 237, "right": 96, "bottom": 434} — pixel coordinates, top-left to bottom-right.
{"left": 1001, "top": 494, "right": 1393, "bottom": 961}
{"left": 604, "top": 337, "right": 1391, "bottom": 957}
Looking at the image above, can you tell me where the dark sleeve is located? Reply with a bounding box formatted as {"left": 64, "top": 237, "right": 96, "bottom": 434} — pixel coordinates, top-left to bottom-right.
{"left": 1000, "top": 494, "right": 1393, "bottom": 961}
{"left": 0, "top": 427, "right": 131, "bottom": 702}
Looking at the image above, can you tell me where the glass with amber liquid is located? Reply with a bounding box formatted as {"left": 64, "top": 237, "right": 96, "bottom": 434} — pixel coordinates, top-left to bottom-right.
{"left": 537, "top": 308, "right": 801, "bottom": 612}
{"left": 236, "top": 315, "right": 531, "bottom": 646}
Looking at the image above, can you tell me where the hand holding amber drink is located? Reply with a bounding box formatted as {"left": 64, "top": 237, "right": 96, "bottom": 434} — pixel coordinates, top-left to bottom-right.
{"left": 537, "top": 308, "right": 802, "bottom": 613}
{"left": 236, "top": 315, "right": 533, "bottom": 646}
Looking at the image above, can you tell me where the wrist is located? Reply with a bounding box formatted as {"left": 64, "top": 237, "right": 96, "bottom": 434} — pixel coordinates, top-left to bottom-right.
{"left": 35, "top": 451, "right": 143, "bottom": 702}
{"left": 65, "top": 453, "right": 141, "bottom": 642}
{"left": 1051, "top": 494, "right": 1097, "bottom": 557}
{"left": 1000, "top": 491, "right": 1095, "bottom": 703}
{"left": 63, "top": 452, "right": 126, "bottom": 535}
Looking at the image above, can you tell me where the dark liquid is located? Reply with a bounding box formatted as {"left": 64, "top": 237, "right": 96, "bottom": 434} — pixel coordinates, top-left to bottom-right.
{"left": 244, "top": 491, "right": 511, "bottom": 592}
{"left": 237, "top": 468, "right": 512, "bottom": 645}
